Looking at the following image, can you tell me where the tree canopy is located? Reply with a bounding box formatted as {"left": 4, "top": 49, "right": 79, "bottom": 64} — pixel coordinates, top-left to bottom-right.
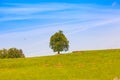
{"left": 49, "top": 30, "right": 69, "bottom": 54}
{"left": 0, "top": 48, "right": 25, "bottom": 59}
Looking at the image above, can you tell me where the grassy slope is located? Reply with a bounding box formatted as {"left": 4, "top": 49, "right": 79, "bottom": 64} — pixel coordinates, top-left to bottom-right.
{"left": 0, "top": 49, "right": 120, "bottom": 80}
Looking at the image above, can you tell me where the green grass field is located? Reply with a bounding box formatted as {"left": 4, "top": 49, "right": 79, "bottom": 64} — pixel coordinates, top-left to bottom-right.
{"left": 0, "top": 49, "right": 120, "bottom": 80}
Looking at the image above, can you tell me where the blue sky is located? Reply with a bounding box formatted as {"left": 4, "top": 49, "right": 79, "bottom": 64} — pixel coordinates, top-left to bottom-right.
{"left": 0, "top": 0, "right": 120, "bottom": 57}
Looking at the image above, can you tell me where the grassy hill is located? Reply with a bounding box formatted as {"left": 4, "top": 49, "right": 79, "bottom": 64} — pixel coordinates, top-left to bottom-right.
{"left": 0, "top": 49, "right": 120, "bottom": 80}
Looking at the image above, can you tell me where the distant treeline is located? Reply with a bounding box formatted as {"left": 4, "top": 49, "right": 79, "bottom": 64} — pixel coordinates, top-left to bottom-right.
{"left": 0, "top": 48, "right": 25, "bottom": 59}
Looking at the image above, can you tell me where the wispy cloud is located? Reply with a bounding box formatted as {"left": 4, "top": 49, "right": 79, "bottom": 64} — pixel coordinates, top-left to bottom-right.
{"left": 0, "top": 3, "right": 77, "bottom": 14}
{"left": 1, "top": 3, "right": 120, "bottom": 21}
{"left": 112, "top": 2, "right": 117, "bottom": 7}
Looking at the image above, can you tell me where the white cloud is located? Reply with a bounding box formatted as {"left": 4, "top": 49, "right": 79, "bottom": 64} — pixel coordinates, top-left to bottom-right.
{"left": 0, "top": 3, "right": 77, "bottom": 14}
{"left": 1, "top": 3, "right": 120, "bottom": 21}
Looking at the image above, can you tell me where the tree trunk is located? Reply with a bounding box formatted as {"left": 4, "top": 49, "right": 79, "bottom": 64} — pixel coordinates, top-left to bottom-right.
{"left": 58, "top": 51, "right": 60, "bottom": 54}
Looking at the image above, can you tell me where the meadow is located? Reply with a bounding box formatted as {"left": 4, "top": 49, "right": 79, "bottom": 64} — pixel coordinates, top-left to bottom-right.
{"left": 0, "top": 49, "right": 120, "bottom": 80}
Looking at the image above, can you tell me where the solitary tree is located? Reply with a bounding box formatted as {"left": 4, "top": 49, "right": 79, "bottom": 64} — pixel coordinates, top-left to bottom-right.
{"left": 50, "top": 30, "right": 69, "bottom": 54}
